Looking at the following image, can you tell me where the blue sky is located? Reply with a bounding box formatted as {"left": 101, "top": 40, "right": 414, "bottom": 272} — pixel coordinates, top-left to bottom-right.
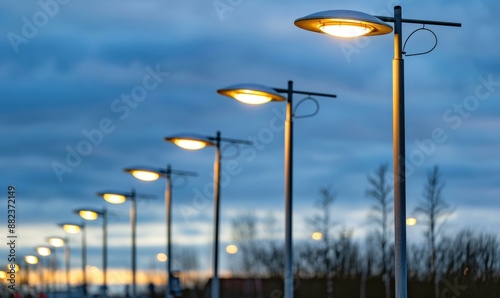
{"left": 1, "top": 0, "right": 499, "bottom": 290}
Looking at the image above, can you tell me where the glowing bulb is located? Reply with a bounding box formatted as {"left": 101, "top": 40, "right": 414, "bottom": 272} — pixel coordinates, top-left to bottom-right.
{"left": 156, "top": 253, "right": 168, "bottom": 262}
{"left": 173, "top": 139, "right": 207, "bottom": 150}
{"left": 406, "top": 217, "right": 417, "bottom": 226}
{"left": 103, "top": 194, "right": 127, "bottom": 204}
{"left": 0, "top": 271, "right": 6, "bottom": 279}
{"left": 48, "top": 238, "right": 65, "bottom": 247}
{"left": 312, "top": 232, "right": 323, "bottom": 240}
{"left": 25, "top": 255, "right": 39, "bottom": 264}
{"left": 79, "top": 210, "right": 99, "bottom": 220}
{"left": 132, "top": 170, "right": 160, "bottom": 182}
{"left": 63, "top": 224, "right": 81, "bottom": 234}
{"left": 233, "top": 92, "right": 272, "bottom": 105}
{"left": 37, "top": 247, "right": 51, "bottom": 256}
{"left": 319, "top": 24, "right": 371, "bottom": 37}
{"left": 226, "top": 244, "right": 238, "bottom": 254}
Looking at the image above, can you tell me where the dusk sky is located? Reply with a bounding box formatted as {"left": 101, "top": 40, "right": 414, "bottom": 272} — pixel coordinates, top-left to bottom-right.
{"left": 1, "top": 0, "right": 499, "bottom": 292}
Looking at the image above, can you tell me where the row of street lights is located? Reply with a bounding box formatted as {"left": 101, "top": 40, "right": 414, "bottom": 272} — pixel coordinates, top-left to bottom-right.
{"left": 14, "top": 6, "right": 459, "bottom": 298}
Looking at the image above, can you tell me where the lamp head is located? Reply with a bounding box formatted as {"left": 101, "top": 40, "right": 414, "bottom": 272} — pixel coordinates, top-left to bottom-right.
{"left": 76, "top": 209, "right": 100, "bottom": 220}
{"left": 59, "top": 223, "right": 83, "bottom": 234}
{"left": 295, "top": 10, "right": 393, "bottom": 37}
{"left": 165, "top": 133, "right": 215, "bottom": 151}
{"left": 124, "top": 167, "right": 163, "bottom": 182}
{"left": 25, "top": 255, "right": 39, "bottom": 264}
{"left": 48, "top": 237, "right": 65, "bottom": 248}
{"left": 217, "top": 83, "right": 286, "bottom": 105}
{"left": 36, "top": 246, "right": 51, "bottom": 256}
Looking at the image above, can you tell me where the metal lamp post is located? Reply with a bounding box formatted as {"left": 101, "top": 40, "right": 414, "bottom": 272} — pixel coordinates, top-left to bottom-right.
{"left": 98, "top": 189, "right": 150, "bottom": 298}
{"left": 294, "top": 6, "right": 460, "bottom": 298}
{"left": 75, "top": 208, "right": 108, "bottom": 297}
{"left": 48, "top": 237, "right": 71, "bottom": 297}
{"left": 217, "top": 82, "right": 336, "bottom": 298}
{"left": 36, "top": 246, "right": 52, "bottom": 295}
{"left": 165, "top": 132, "right": 251, "bottom": 298}
{"left": 124, "top": 165, "right": 196, "bottom": 298}
{"left": 59, "top": 222, "right": 87, "bottom": 297}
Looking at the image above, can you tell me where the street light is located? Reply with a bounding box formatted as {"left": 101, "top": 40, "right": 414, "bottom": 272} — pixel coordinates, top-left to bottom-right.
{"left": 48, "top": 237, "right": 71, "bottom": 297}
{"left": 97, "top": 189, "right": 150, "bottom": 298}
{"left": 36, "top": 246, "right": 52, "bottom": 295}
{"left": 125, "top": 165, "right": 196, "bottom": 298}
{"left": 75, "top": 208, "right": 108, "bottom": 297}
{"left": 24, "top": 255, "right": 39, "bottom": 295}
{"left": 59, "top": 222, "right": 87, "bottom": 297}
{"left": 295, "top": 7, "right": 460, "bottom": 298}
{"left": 165, "top": 131, "right": 251, "bottom": 298}
{"left": 218, "top": 82, "right": 336, "bottom": 298}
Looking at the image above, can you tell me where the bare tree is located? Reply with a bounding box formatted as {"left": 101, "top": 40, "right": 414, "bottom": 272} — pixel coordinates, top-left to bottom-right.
{"left": 414, "top": 165, "right": 453, "bottom": 298}
{"left": 366, "top": 163, "right": 392, "bottom": 298}
{"left": 231, "top": 212, "right": 259, "bottom": 275}
{"left": 256, "top": 213, "right": 284, "bottom": 277}
{"left": 306, "top": 187, "right": 337, "bottom": 277}
{"left": 175, "top": 247, "right": 201, "bottom": 289}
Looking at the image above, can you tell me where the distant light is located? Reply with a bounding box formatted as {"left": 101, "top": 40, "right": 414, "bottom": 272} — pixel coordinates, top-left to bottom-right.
{"left": 406, "top": 217, "right": 417, "bottom": 226}
{"left": 0, "top": 271, "right": 6, "bottom": 279}
{"left": 312, "top": 232, "right": 323, "bottom": 240}
{"left": 63, "top": 224, "right": 81, "bottom": 234}
{"left": 37, "top": 247, "right": 51, "bottom": 256}
{"left": 5, "top": 264, "right": 19, "bottom": 273}
{"left": 79, "top": 210, "right": 99, "bottom": 221}
{"left": 25, "top": 255, "right": 39, "bottom": 265}
{"left": 103, "top": 193, "right": 127, "bottom": 204}
{"left": 319, "top": 24, "right": 372, "bottom": 37}
{"left": 226, "top": 244, "right": 238, "bottom": 254}
{"left": 156, "top": 253, "right": 168, "bottom": 262}
{"left": 173, "top": 139, "right": 207, "bottom": 150}
{"left": 48, "top": 237, "right": 65, "bottom": 248}
{"left": 131, "top": 170, "right": 160, "bottom": 182}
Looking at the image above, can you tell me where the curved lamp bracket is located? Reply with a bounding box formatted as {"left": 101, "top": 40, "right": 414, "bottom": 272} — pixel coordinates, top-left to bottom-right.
{"left": 403, "top": 26, "right": 438, "bottom": 57}
{"left": 293, "top": 96, "right": 320, "bottom": 119}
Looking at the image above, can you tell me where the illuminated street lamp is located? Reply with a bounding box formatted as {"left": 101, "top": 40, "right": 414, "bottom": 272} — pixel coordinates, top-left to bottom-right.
{"left": 97, "top": 189, "right": 150, "bottom": 298}
{"left": 125, "top": 165, "right": 196, "bottom": 298}
{"left": 75, "top": 208, "right": 108, "bottom": 297}
{"left": 218, "top": 82, "right": 336, "bottom": 298}
{"left": 165, "top": 132, "right": 251, "bottom": 298}
{"left": 24, "top": 255, "right": 39, "bottom": 295}
{"left": 295, "top": 7, "right": 460, "bottom": 298}
{"left": 36, "top": 246, "right": 52, "bottom": 295}
{"left": 59, "top": 222, "right": 86, "bottom": 297}
{"left": 48, "top": 237, "right": 70, "bottom": 297}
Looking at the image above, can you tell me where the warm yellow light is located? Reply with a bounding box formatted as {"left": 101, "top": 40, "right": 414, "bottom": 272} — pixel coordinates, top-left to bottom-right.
{"left": 79, "top": 210, "right": 99, "bottom": 220}
{"left": 173, "top": 139, "right": 207, "bottom": 150}
{"left": 312, "top": 232, "right": 323, "bottom": 240}
{"left": 233, "top": 92, "right": 272, "bottom": 105}
{"left": 156, "top": 253, "right": 168, "bottom": 262}
{"left": 319, "top": 24, "right": 372, "bottom": 37}
{"left": 25, "top": 255, "right": 39, "bottom": 265}
{"left": 37, "top": 247, "right": 51, "bottom": 256}
{"left": 226, "top": 244, "right": 238, "bottom": 254}
{"left": 48, "top": 238, "right": 65, "bottom": 248}
{"left": 63, "top": 224, "right": 81, "bottom": 234}
{"left": 0, "top": 271, "right": 6, "bottom": 279}
{"left": 90, "top": 266, "right": 101, "bottom": 273}
{"left": 5, "top": 264, "right": 19, "bottom": 273}
{"left": 103, "top": 193, "right": 127, "bottom": 204}
{"left": 406, "top": 217, "right": 417, "bottom": 226}
{"left": 131, "top": 170, "right": 160, "bottom": 182}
